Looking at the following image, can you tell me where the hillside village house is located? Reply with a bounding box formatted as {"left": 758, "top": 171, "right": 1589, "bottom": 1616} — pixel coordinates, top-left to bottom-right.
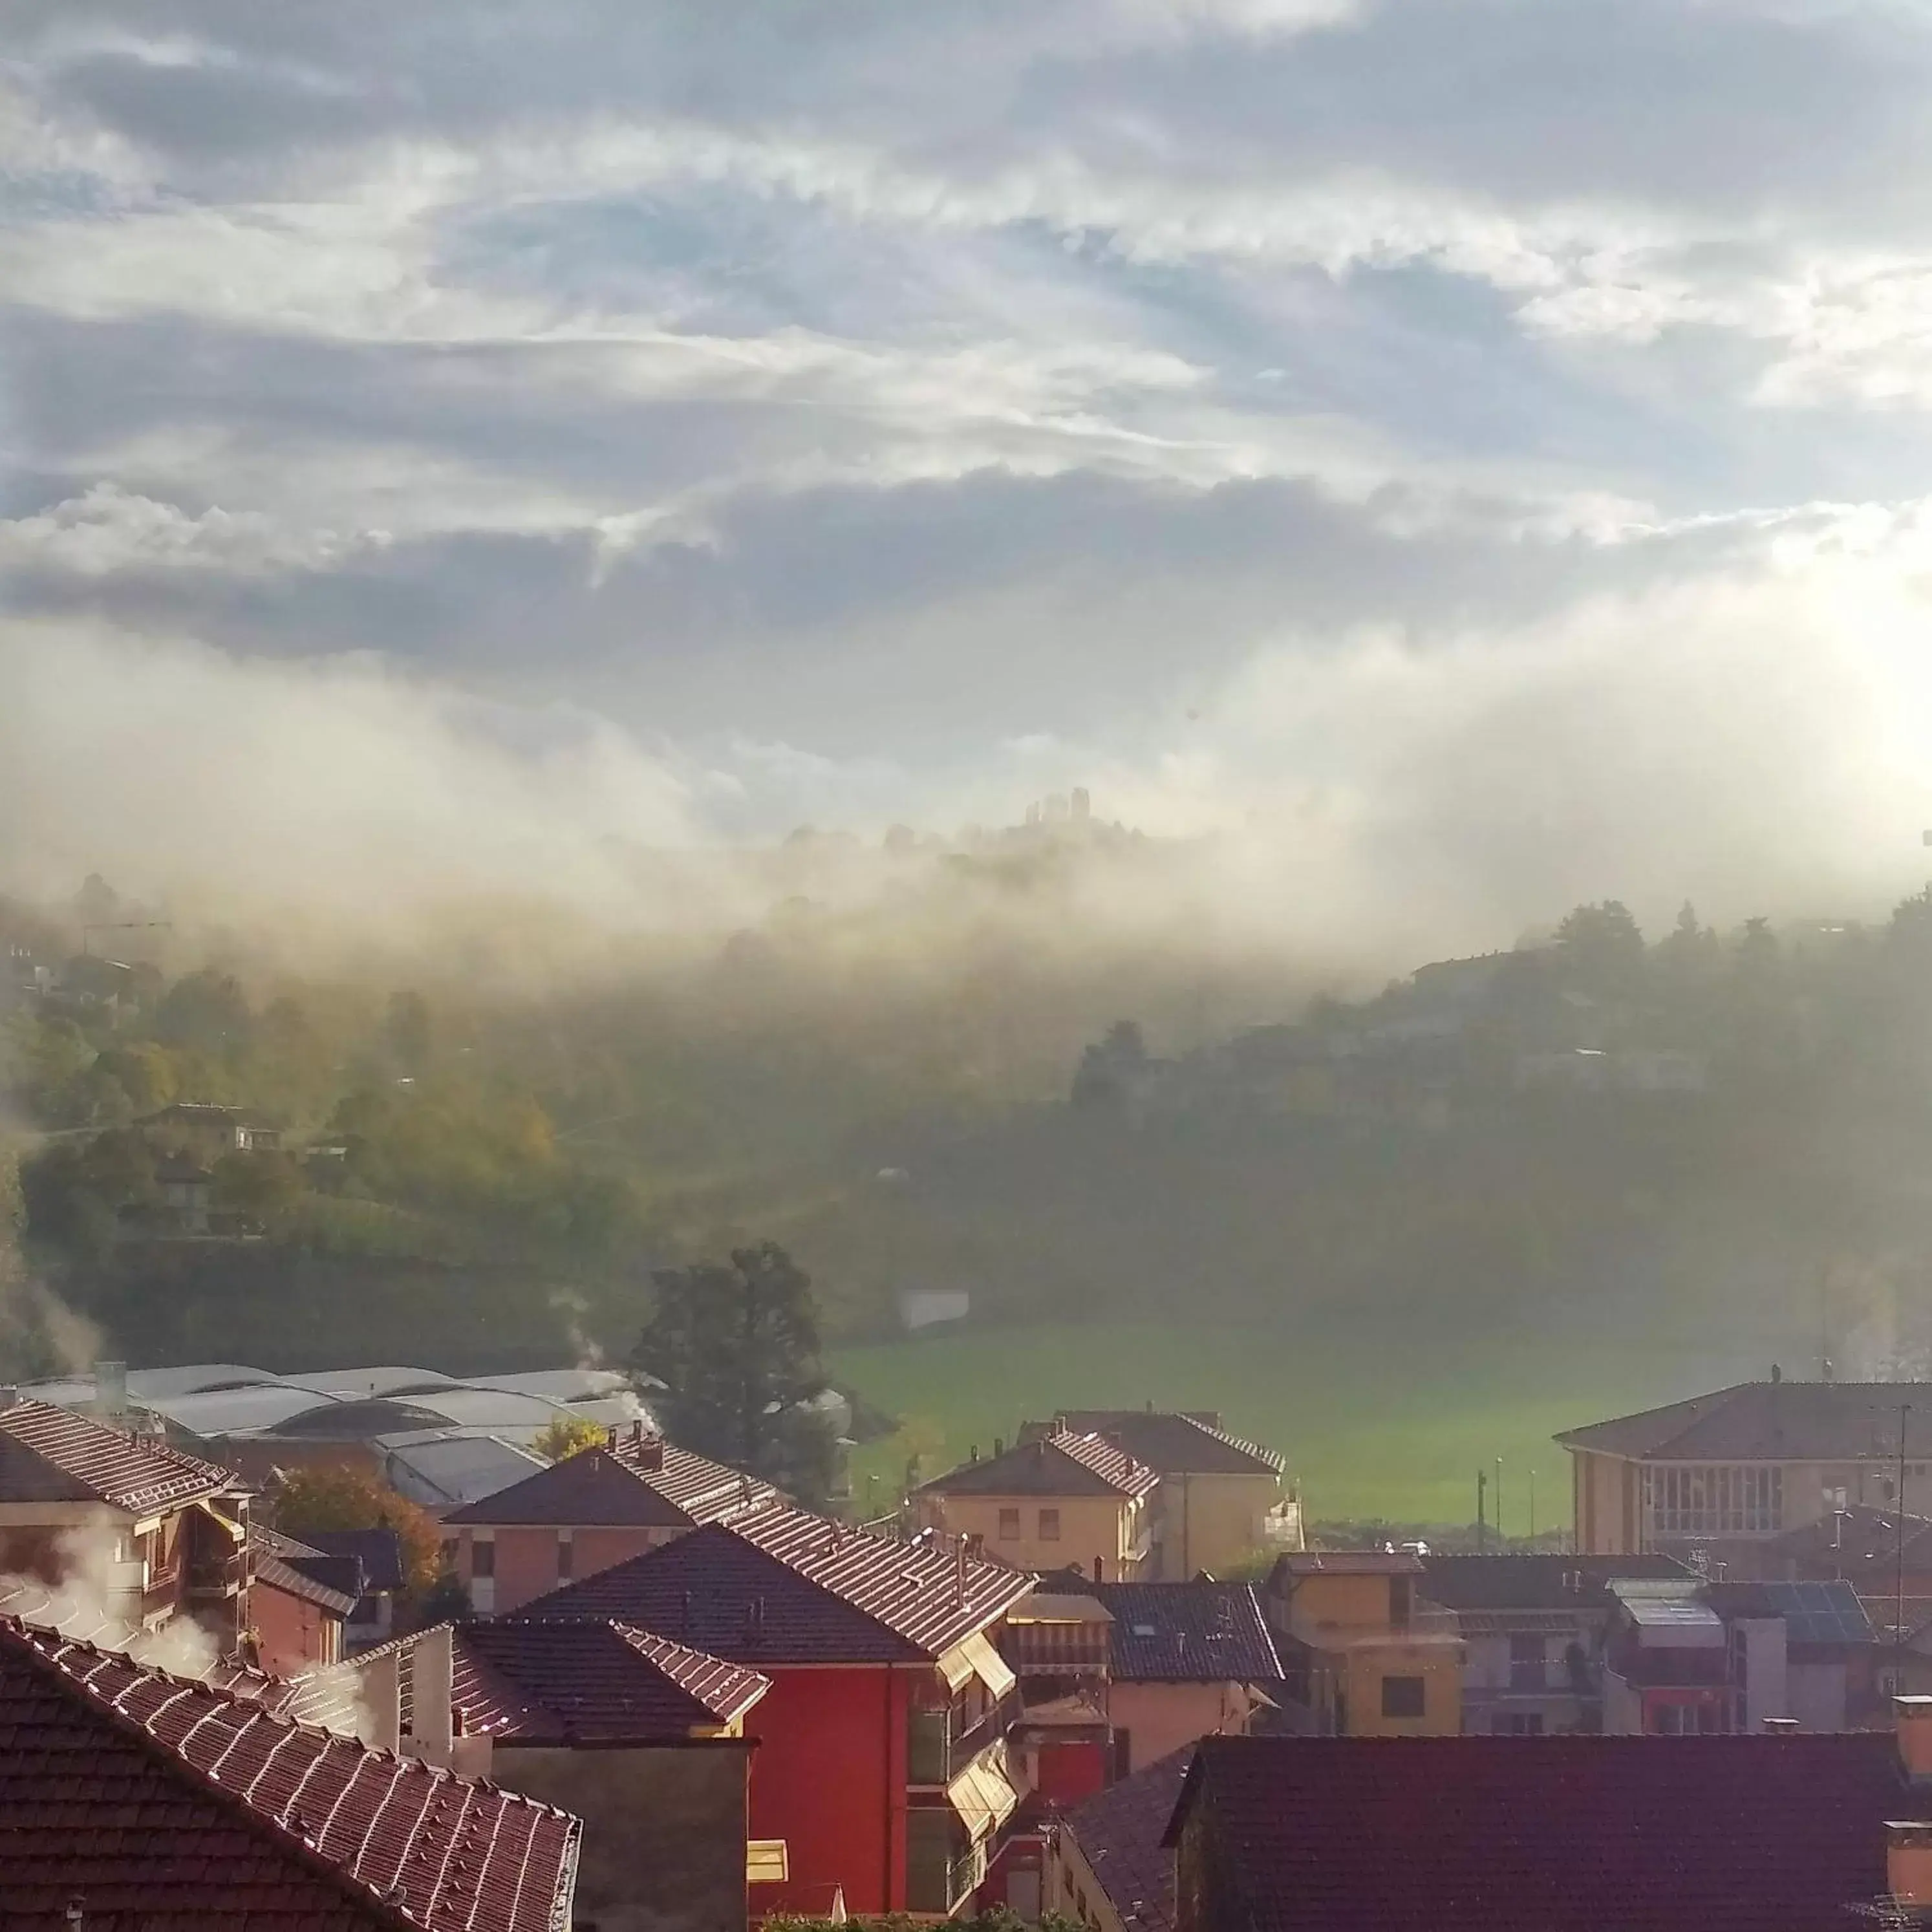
{"left": 521, "top": 1500, "right": 1036, "bottom": 1920}
{"left": 135, "top": 1099, "right": 283, "bottom": 1159}
{"left": 349, "top": 1618, "right": 771, "bottom": 1932}
{"left": 0, "top": 1619, "right": 581, "bottom": 1931}
{"left": 0, "top": 1395, "right": 252, "bottom": 1653}
{"left": 442, "top": 1422, "right": 778, "bottom": 1612}
{"left": 1022, "top": 1408, "right": 1303, "bottom": 1576}
{"left": 1559, "top": 1379, "right": 1932, "bottom": 1560}
{"left": 246, "top": 1524, "right": 358, "bottom": 1675}
{"left": 1264, "top": 1551, "right": 1463, "bottom": 1736}
{"left": 913, "top": 1426, "right": 1160, "bottom": 1581}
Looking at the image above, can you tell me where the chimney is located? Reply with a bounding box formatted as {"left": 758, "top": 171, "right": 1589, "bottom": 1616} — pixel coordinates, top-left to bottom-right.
{"left": 1889, "top": 1822, "right": 1932, "bottom": 1907}
{"left": 96, "top": 1360, "right": 127, "bottom": 1421}
{"left": 634, "top": 1432, "right": 664, "bottom": 1472}
{"left": 605, "top": 1424, "right": 619, "bottom": 1448}
{"left": 969, "top": 1444, "right": 979, "bottom": 1463}
{"left": 630, "top": 1419, "right": 644, "bottom": 1447}
{"left": 994, "top": 1437, "right": 1004, "bottom": 1457}
{"left": 1899, "top": 1698, "right": 1932, "bottom": 1783}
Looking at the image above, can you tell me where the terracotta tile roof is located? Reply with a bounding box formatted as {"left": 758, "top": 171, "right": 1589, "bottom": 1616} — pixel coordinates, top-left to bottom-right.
{"left": 0, "top": 1398, "right": 236, "bottom": 1514}
{"left": 524, "top": 1503, "right": 1035, "bottom": 1663}
{"left": 1064, "top": 1746, "right": 1192, "bottom": 1932}
{"left": 1555, "top": 1380, "right": 1932, "bottom": 1462}
{"left": 917, "top": 1430, "right": 1161, "bottom": 1501}
{"left": 442, "top": 1433, "right": 775, "bottom": 1529}
{"left": 447, "top": 1618, "right": 768, "bottom": 1742}
{"left": 1079, "top": 1582, "right": 1281, "bottom": 1683}
{"left": 1417, "top": 1553, "right": 1691, "bottom": 1612}
{"left": 1162, "top": 1733, "right": 1905, "bottom": 1932}
{"left": 1035, "top": 1411, "right": 1283, "bottom": 1478}
{"left": 0, "top": 1619, "right": 580, "bottom": 1931}
{"left": 1271, "top": 1551, "right": 1422, "bottom": 1578}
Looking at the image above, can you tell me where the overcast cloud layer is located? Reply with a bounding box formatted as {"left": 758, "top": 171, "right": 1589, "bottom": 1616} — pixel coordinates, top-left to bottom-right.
{"left": 9, "top": 0, "right": 1932, "bottom": 947}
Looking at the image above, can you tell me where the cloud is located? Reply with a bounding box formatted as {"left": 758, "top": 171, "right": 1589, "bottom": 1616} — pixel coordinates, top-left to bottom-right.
{"left": 7, "top": 0, "right": 1932, "bottom": 974}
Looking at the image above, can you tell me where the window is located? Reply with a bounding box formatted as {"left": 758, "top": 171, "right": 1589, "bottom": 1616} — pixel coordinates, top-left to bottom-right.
{"left": 1380, "top": 1675, "right": 1426, "bottom": 1719}
{"left": 556, "top": 1532, "right": 574, "bottom": 1581}
{"left": 1508, "top": 1631, "right": 1546, "bottom": 1692}
{"left": 471, "top": 1538, "right": 496, "bottom": 1579}
{"left": 998, "top": 1508, "right": 1021, "bottom": 1540}
{"left": 1642, "top": 1464, "right": 1782, "bottom": 1537}
{"left": 1039, "top": 1508, "right": 1061, "bottom": 1541}
{"left": 1495, "top": 1712, "right": 1545, "bottom": 1735}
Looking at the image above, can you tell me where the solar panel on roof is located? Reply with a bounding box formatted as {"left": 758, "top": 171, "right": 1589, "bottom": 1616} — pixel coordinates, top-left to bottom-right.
{"left": 1754, "top": 1579, "right": 1873, "bottom": 1645}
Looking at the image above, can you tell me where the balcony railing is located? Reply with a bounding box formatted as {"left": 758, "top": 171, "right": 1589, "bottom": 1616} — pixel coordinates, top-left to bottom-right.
{"left": 186, "top": 1551, "right": 248, "bottom": 1598}
{"left": 908, "top": 1689, "right": 1021, "bottom": 1786}
{"left": 142, "top": 1567, "right": 182, "bottom": 1619}
{"left": 906, "top": 1837, "right": 989, "bottom": 1915}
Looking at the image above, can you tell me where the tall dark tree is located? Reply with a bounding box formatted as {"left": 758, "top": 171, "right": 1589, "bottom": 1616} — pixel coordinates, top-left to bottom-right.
{"left": 1554, "top": 901, "right": 1646, "bottom": 1000}
{"left": 632, "top": 1241, "right": 835, "bottom": 1501}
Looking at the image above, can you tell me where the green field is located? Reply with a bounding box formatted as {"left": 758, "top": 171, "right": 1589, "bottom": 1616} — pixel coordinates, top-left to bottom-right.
{"left": 830, "top": 1321, "right": 1767, "bottom": 1530}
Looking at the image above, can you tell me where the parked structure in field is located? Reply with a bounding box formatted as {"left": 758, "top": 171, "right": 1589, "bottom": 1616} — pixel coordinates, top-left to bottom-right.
{"left": 912, "top": 1426, "right": 1161, "bottom": 1581}
{"left": 0, "top": 1618, "right": 580, "bottom": 1930}
{"left": 521, "top": 1500, "right": 1036, "bottom": 1920}
{"left": 1263, "top": 1551, "right": 1463, "bottom": 1735}
{"left": 1022, "top": 1409, "right": 1303, "bottom": 1575}
{"left": 1159, "top": 1724, "right": 1924, "bottom": 1932}
{"left": 349, "top": 1617, "right": 770, "bottom": 1932}
{"left": 1558, "top": 1379, "right": 1932, "bottom": 1560}
{"left": 0, "top": 1395, "right": 252, "bottom": 1653}
{"left": 442, "top": 1424, "right": 778, "bottom": 1613}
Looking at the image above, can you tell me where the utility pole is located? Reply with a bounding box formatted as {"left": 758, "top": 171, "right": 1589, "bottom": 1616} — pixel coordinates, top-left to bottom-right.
{"left": 1900, "top": 1402, "right": 1913, "bottom": 1691}
{"left": 1529, "top": 1467, "right": 1537, "bottom": 1543}
{"left": 1496, "top": 1458, "right": 1505, "bottom": 1548}
{"left": 1476, "top": 1469, "right": 1488, "bottom": 1552}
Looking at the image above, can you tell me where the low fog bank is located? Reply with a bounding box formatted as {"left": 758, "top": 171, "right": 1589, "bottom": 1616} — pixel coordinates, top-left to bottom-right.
{"left": 6, "top": 499, "right": 1932, "bottom": 994}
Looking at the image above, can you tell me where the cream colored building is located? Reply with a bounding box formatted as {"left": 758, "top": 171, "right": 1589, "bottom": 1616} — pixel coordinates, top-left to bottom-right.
{"left": 1263, "top": 1551, "right": 1463, "bottom": 1737}
{"left": 1559, "top": 1379, "right": 1932, "bottom": 1559}
{"left": 1028, "top": 1410, "right": 1302, "bottom": 1579}
{"left": 913, "top": 1428, "right": 1159, "bottom": 1582}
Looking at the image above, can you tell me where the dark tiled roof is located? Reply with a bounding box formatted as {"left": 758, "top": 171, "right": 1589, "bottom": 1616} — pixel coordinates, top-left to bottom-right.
{"left": 1082, "top": 1582, "right": 1281, "bottom": 1682}
{"left": 1556, "top": 1382, "right": 1932, "bottom": 1462}
{"left": 1272, "top": 1551, "right": 1422, "bottom": 1578}
{"left": 449, "top": 1618, "right": 768, "bottom": 1741}
{"left": 1418, "top": 1554, "right": 1691, "bottom": 1612}
{"left": 1163, "top": 1733, "right": 1903, "bottom": 1932}
{"left": 442, "top": 1434, "right": 775, "bottom": 1529}
{"left": 524, "top": 1504, "right": 1034, "bottom": 1664}
{"left": 1765, "top": 1505, "right": 1932, "bottom": 1583}
{"left": 255, "top": 1554, "right": 360, "bottom": 1619}
{"left": 0, "top": 1620, "right": 579, "bottom": 1931}
{"left": 918, "top": 1431, "right": 1160, "bottom": 1501}
{"left": 0, "top": 1399, "right": 236, "bottom": 1514}
{"left": 1035, "top": 1411, "right": 1283, "bottom": 1477}
{"left": 297, "top": 1530, "right": 406, "bottom": 1593}
{"left": 250, "top": 1527, "right": 362, "bottom": 1618}
{"left": 1064, "top": 1747, "right": 1193, "bottom": 1932}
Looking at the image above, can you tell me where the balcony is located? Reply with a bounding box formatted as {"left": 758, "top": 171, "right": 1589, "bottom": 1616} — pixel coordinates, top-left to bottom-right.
{"left": 142, "top": 1566, "right": 182, "bottom": 1621}
{"left": 186, "top": 1550, "right": 249, "bottom": 1599}
{"left": 906, "top": 1832, "right": 989, "bottom": 1915}
{"left": 908, "top": 1689, "right": 1021, "bottom": 1787}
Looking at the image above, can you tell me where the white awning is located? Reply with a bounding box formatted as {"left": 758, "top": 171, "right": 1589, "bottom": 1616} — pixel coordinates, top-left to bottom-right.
{"left": 946, "top": 1751, "right": 1022, "bottom": 1845}
{"left": 939, "top": 1628, "right": 1016, "bottom": 1702}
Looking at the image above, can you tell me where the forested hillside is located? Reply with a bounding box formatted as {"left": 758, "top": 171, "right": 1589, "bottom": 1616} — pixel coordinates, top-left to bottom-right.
{"left": 9, "top": 874, "right": 1932, "bottom": 1383}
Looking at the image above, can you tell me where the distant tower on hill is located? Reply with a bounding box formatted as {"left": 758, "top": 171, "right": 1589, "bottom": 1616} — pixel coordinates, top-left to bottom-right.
{"left": 1071, "top": 787, "right": 1091, "bottom": 822}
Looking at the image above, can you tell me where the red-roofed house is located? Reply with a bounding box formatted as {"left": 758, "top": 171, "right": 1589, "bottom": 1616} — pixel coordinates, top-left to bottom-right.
{"left": 913, "top": 1426, "right": 1161, "bottom": 1582}
{"left": 522, "top": 1500, "right": 1039, "bottom": 1918}
{"left": 248, "top": 1525, "right": 358, "bottom": 1676}
{"left": 347, "top": 1618, "right": 769, "bottom": 1932}
{"left": 441, "top": 1423, "right": 777, "bottom": 1613}
{"left": 0, "top": 1395, "right": 252, "bottom": 1654}
{"left": 0, "top": 1616, "right": 579, "bottom": 1931}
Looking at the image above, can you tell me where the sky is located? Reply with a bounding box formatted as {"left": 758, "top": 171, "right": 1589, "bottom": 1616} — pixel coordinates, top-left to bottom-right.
{"left": 9, "top": 0, "right": 1932, "bottom": 945}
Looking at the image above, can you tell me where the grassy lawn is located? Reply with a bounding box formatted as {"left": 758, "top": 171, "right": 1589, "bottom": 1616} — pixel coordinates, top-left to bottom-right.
{"left": 830, "top": 1321, "right": 1766, "bottom": 1530}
